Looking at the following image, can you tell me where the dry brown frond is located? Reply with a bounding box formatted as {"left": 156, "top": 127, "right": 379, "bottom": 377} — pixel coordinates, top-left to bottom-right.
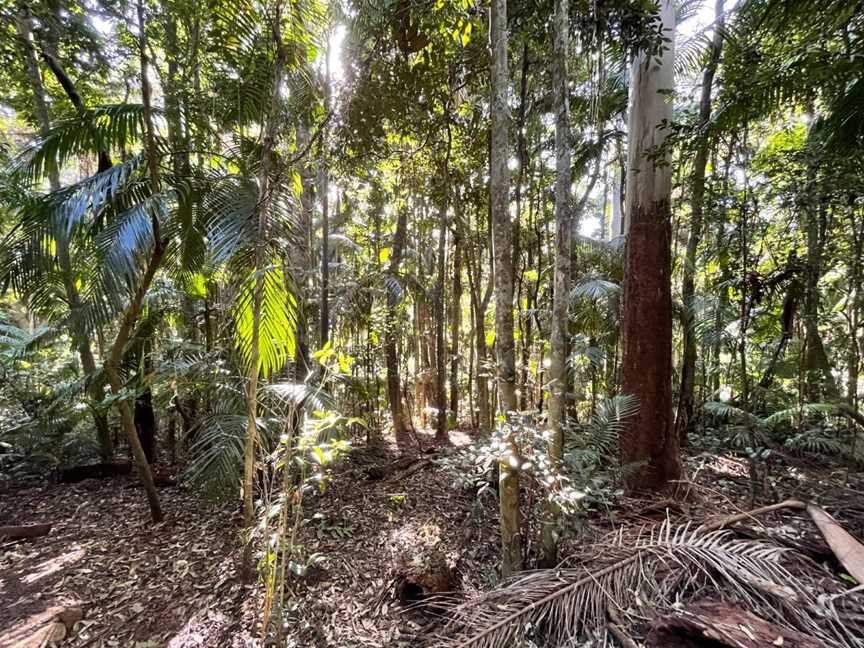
{"left": 432, "top": 521, "right": 863, "bottom": 648}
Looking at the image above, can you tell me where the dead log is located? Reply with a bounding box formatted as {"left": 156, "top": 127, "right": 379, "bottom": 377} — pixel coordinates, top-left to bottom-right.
{"left": 389, "top": 458, "right": 432, "bottom": 483}
{"left": 364, "top": 453, "right": 438, "bottom": 482}
{"left": 0, "top": 523, "right": 51, "bottom": 540}
{"left": 646, "top": 600, "right": 827, "bottom": 648}
{"left": 59, "top": 462, "right": 132, "bottom": 483}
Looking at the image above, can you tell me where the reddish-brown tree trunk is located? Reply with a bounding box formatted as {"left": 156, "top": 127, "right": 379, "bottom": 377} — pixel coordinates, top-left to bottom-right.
{"left": 619, "top": 0, "right": 681, "bottom": 493}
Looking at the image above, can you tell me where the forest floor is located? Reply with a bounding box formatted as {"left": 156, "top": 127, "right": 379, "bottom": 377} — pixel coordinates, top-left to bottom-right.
{"left": 2, "top": 430, "right": 863, "bottom": 648}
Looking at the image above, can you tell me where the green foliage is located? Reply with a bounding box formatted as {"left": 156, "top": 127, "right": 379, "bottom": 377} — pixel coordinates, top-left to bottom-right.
{"left": 232, "top": 265, "right": 297, "bottom": 377}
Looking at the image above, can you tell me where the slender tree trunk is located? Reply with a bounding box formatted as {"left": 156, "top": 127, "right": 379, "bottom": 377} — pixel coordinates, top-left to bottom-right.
{"left": 387, "top": 204, "right": 412, "bottom": 451}
{"left": 467, "top": 241, "right": 493, "bottom": 433}
{"left": 619, "top": 0, "right": 681, "bottom": 494}
{"left": 803, "top": 177, "right": 837, "bottom": 400}
{"left": 39, "top": 45, "right": 112, "bottom": 173}
{"left": 449, "top": 230, "right": 462, "bottom": 417}
{"left": 848, "top": 217, "right": 863, "bottom": 408}
{"left": 319, "top": 36, "right": 331, "bottom": 348}
{"left": 435, "top": 204, "right": 448, "bottom": 440}
{"left": 100, "top": 0, "right": 165, "bottom": 523}
{"left": 541, "top": 0, "right": 571, "bottom": 567}
{"left": 241, "top": 7, "right": 287, "bottom": 579}
{"left": 294, "top": 117, "right": 315, "bottom": 371}
{"left": 490, "top": 0, "right": 521, "bottom": 576}
{"left": 675, "top": 0, "right": 724, "bottom": 443}
{"left": 17, "top": 9, "right": 114, "bottom": 460}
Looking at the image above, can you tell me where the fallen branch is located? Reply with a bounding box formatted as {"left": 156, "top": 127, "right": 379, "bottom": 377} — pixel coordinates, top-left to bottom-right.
{"left": 389, "top": 458, "right": 433, "bottom": 483}
{"left": 0, "top": 523, "right": 52, "bottom": 540}
{"left": 698, "top": 499, "right": 806, "bottom": 533}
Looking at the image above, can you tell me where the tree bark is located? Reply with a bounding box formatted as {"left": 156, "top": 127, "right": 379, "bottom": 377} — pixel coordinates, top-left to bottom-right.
{"left": 435, "top": 205, "right": 448, "bottom": 440}
{"left": 39, "top": 49, "right": 112, "bottom": 173}
{"left": 620, "top": 0, "right": 682, "bottom": 494}
{"left": 294, "top": 116, "right": 315, "bottom": 372}
{"left": 449, "top": 230, "right": 462, "bottom": 417}
{"left": 386, "top": 204, "right": 413, "bottom": 451}
{"left": 675, "top": 0, "right": 724, "bottom": 443}
{"left": 490, "top": 0, "right": 522, "bottom": 576}
{"left": 803, "top": 189, "right": 838, "bottom": 400}
{"left": 319, "top": 35, "right": 331, "bottom": 348}
{"left": 541, "top": 0, "right": 572, "bottom": 568}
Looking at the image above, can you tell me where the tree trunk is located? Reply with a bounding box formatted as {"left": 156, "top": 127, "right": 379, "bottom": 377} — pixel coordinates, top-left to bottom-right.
{"left": 319, "top": 38, "right": 331, "bottom": 348}
{"left": 541, "top": 0, "right": 571, "bottom": 568}
{"left": 675, "top": 0, "right": 724, "bottom": 443}
{"left": 17, "top": 8, "right": 114, "bottom": 461}
{"left": 467, "top": 245, "right": 493, "bottom": 433}
{"left": 100, "top": 0, "right": 165, "bottom": 524}
{"left": 241, "top": 8, "right": 287, "bottom": 580}
{"left": 490, "top": 0, "right": 522, "bottom": 577}
{"left": 294, "top": 116, "right": 315, "bottom": 372}
{"left": 847, "top": 217, "right": 863, "bottom": 408}
{"left": 39, "top": 46, "right": 112, "bottom": 173}
{"left": 449, "top": 231, "right": 462, "bottom": 417}
{"left": 435, "top": 205, "right": 448, "bottom": 440}
{"left": 803, "top": 190, "right": 837, "bottom": 400}
{"left": 619, "top": 0, "right": 681, "bottom": 494}
{"left": 387, "top": 205, "right": 413, "bottom": 451}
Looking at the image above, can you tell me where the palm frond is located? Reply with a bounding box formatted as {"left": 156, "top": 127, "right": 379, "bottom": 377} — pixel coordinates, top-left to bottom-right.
{"left": 764, "top": 403, "right": 839, "bottom": 426}
{"left": 183, "top": 413, "right": 246, "bottom": 494}
{"left": 95, "top": 190, "right": 174, "bottom": 291}
{"left": 703, "top": 400, "right": 762, "bottom": 427}
{"left": 232, "top": 264, "right": 298, "bottom": 378}
{"left": 10, "top": 104, "right": 148, "bottom": 185}
{"left": 434, "top": 522, "right": 855, "bottom": 647}
{"left": 570, "top": 277, "right": 620, "bottom": 302}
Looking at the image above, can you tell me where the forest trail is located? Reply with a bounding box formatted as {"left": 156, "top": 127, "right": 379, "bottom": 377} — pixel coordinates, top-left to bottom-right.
{"left": 0, "top": 429, "right": 501, "bottom": 647}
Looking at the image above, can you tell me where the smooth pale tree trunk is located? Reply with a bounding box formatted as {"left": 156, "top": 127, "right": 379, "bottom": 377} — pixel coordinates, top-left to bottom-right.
{"left": 540, "top": 0, "right": 571, "bottom": 568}
{"left": 675, "top": 0, "right": 724, "bottom": 443}
{"left": 619, "top": 0, "right": 682, "bottom": 494}
{"left": 611, "top": 156, "right": 623, "bottom": 237}
{"left": 490, "top": 0, "right": 522, "bottom": 577}
{"left": 103, "top": 0, "right": 164, "bottom": 523}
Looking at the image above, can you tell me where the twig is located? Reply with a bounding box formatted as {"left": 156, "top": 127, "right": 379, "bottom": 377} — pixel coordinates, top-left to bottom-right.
{"left": 698, "top": 498, "right": 806, "bottom": 533}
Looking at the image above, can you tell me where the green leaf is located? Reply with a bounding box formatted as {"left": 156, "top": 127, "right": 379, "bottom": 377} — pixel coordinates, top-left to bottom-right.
{"left": 232, "top": 264, "right": 298, "bottom": 377}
